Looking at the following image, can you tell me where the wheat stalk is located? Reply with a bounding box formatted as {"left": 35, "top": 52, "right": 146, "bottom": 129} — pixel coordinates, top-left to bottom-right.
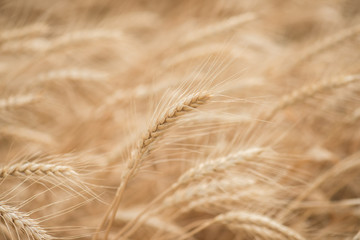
{"left": 96, "top": 91, "right": 211, "bottom": 240}
{"left": 0, "top": 202, "right": 52, "bottom": 239}
{"left": 0, "top": 23, "right": 48, "bottom": 42}
{"left": 180, "top": 12, "right": 256, "bottom": 46}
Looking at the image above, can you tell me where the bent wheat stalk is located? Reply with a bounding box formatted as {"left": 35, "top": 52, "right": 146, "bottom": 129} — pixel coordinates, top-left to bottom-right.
{"left": 0, "top": 202, "right": 51, "bottom": 240}
{"left": 96, "top": 91, "right": 211, "bottom": 240}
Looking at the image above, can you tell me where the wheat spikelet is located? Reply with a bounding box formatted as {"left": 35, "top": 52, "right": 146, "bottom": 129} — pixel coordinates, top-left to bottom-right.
{"left": 181, "top": 211, "right": 305, "bottom": 240}
{"left": 0, "top": 162, "right": 77, "bottom": 178}
{"left": 215, "top": 212, "right": 305, "bottom": 240}
{"left": 0, "top": 94, "right": 40, "bottom": 111}
{"left": 177, "top": 188, "right": 271, "bottom": 217}
{"left": 0, "top": 23, "right": 48, "bottom": 42}
{"left": 173, "top": 148, "right": 263, "bottom": 189}
{"left": 0, "top": 202, "right": 52, "bottom": 240}
{"left": 180, "top": 12, "right": 257, "bottom": 46}
{"left": 267, "top": 74, "right": 360, "bottom": 119}
{"left": 97, "top": 91, "right": 211, "bottom": 239}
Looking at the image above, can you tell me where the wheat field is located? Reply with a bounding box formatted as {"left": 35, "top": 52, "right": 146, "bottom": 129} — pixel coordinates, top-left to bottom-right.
{"left": 0, "top": 0, "right": 360, "bottom": 239}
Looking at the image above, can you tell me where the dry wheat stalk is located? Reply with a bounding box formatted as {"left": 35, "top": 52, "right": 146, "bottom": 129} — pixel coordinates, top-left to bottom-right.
{"left": 0, "top": 162, "right": 77, "bottom": 178}
{"left": 181, "top": 211, "right": 305, "bottom": 240}
{"left": 267, "top": 74, "right": 360, "bottom": 119}
{"left": 180, "top": 12, "right": 257, "bottom": 46}
{"left": 97, "top": 91, "right": 211, "bottom": 240}
{"left": 0, "top": 202, "right": 51, "bottom": 239}
{"left": 0, "top": 23, "right": 48, "bottom": 42}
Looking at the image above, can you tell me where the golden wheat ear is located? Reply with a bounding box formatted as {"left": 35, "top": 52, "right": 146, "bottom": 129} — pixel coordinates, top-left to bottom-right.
{"left": 96, "top": 91, "right": 211, "bottom": 240}
{"left": 0, "top": 202, "right": 52, "bottom": 240}
{"left": 180, "top": 211, "right": 305, "bottom": 240}
{"left": 116, "top": 148, "right": 264, "bottom": 239}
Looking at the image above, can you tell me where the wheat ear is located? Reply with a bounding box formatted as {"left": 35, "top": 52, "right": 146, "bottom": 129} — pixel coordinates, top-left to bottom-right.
{"left": 267, "top": 74, "right": 360, "bottom": 119}
{"left": 117, "top": 148, "right": 263, "bottom": 239}
{"left": 156, "top": 177, "right": 255, "bottom": 214}
{"left": 180, "top": 12, "right": 256, "bottom": 46}
{"left": 0, "top": 202, "right": 51, "bottom": 239}
{"left": 0, "top": 162, "right": 77, "bottom": 178}
{"left": 0, "top": 94, "right": 40, "bottom": 111}
{"left": 181, "top": 211, "right": 305, "bottom": 240}
{"left": 96, "top": 91, "right": 211, "bottom": 240}
{"left": 0, "top": 23, "right": 48, "bottom": 42}
{"left": 290, "top": 23, "right": 360, "bottom": 69}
